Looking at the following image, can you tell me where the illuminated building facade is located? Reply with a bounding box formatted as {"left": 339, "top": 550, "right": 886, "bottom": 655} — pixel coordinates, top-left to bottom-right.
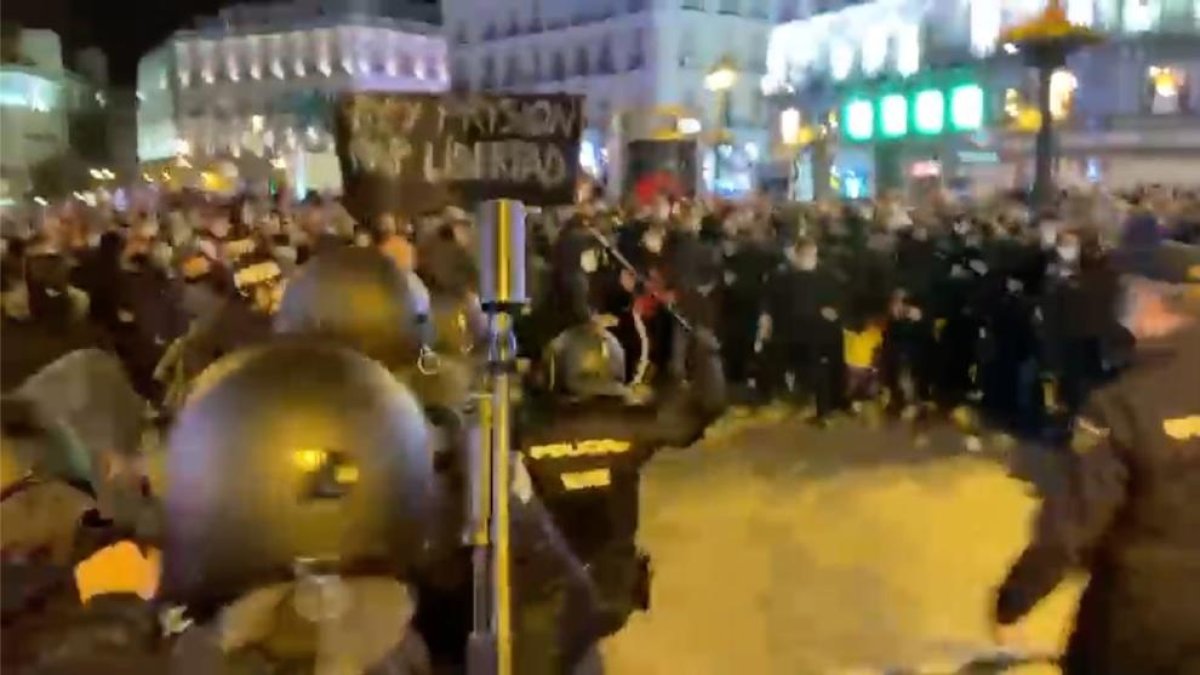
{"left": 137, "top": 0, "right": 447, "bottom": 196}
{"left": 765, "top": 0, "right": 1200, "bottom": 198}
{"left": 1, "top": 29, "right": 112, "bottom": 204}
{"left": 443, "top": 0, "right": 783, "bottom": 196}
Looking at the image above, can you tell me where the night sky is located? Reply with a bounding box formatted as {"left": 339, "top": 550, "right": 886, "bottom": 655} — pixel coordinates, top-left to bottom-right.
{"left": 5, "top": 0, "right": 275, "bottom": 85}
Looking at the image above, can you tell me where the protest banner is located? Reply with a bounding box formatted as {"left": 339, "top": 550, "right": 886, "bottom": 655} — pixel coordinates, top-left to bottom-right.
{"left": 334, "top": 92, "right": 583, "bottom": 220}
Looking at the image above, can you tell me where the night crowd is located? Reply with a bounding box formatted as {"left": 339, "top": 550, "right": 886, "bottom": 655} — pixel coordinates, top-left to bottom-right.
{"left": 2, "top": 183, "right": 1199, "bottom": 675}
{"left": 6, "top": 184, "right": 1196, "bottom": 441}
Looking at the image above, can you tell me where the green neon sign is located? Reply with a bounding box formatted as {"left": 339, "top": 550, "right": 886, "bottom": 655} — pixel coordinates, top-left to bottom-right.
{"left": 913, "top": 89, "right": 945, "bottom": 135}
{"left": 950, "top": 83, "right": 985, "bottom": 131}
{"left": 844, "top": 98, "right": 874, "bottom": 142}
{"left": 880, "top": 94, "right": 908, "bottom": 138}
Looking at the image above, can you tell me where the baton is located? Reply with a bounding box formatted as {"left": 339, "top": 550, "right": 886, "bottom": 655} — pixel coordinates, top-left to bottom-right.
{"left": 582, "top": 224, "right": 695, "bottom": 335}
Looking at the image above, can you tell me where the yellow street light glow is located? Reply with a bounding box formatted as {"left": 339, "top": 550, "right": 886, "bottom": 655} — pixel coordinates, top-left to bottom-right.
{"left": 293, "top": 448, "right": 327, "bottom": 472}
{"left": 705, "top": 55, "right": 738, "bottom": 92}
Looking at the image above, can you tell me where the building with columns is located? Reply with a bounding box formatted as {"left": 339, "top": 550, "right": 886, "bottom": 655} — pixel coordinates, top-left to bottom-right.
{"left": 763, "top": 0, "right": 1200, "bottom": 199}
{"left": 137, "top": 0, "right": 447, "bottom": 196}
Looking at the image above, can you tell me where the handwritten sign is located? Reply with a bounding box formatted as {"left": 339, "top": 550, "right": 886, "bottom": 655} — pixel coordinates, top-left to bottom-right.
{"left": 335, "top": 93, "right": 583, "bottom": 219}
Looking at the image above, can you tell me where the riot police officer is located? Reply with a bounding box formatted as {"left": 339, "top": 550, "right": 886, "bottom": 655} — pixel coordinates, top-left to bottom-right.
{"left": 274, "top": 248, "right": 606, "bottom": 674}
{"left": 161, "top": 342, "right": 436, "bottom": 673}
{"left": 522, "top": 319, "right": 726, "bottom": 636}
{"left": 1, "top": 352, "right": 160, "bottom": 673}
{"left": 993, "top": 246, "right": 1200, "bottom": 675}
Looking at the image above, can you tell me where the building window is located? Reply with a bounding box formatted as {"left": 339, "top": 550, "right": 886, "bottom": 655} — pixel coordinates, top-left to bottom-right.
{"left": 718, "top": 0, "right": 740, "bottom": 15}
{"left": 1042, "top": 69, "right": 1078, "bottom": 121}
{"left": 575, "top": 46, "right": 591, "bottom": 77}
{"left": 508, "top": 13, "right": 521, "bottom": 37}
{"left": 503, "top": 54, "right": 520, "bottom": 87}
{"left": 455, "top": 23, "right": 469, "bottom": 45}
{"left": 678, "top": 33, "right": 695, "bottom": 67}
{"left": 530, "top": 51, "right": 543, "bottom": 82}
{"left": 482, "top": 21, "right": 497, "bottom": 41}
{"left": 597, "top": 37, "right": 616, "bottom": 74}
{"left": 481, "top": 56, "right": 496, "bottom": 89}
{"left": 528, "top": 1, "right": 543, "bottom": 32}
{"left": 629, "top": 30, "right": 646, "bottom": 71}
{"left": 683, "top": 0, "right": 705, "bottom": 10}
{"left": 451, "top": 58, "right": 469, "bottom": 90}
{"left": 1146, "top": 65, "right": 1190, "bottom": 114}
{"left": 1123, "top": 0, "right": 1159, "bottom": 32}
{"left": 552, "top": 50, "right": 567, "bottom": 80}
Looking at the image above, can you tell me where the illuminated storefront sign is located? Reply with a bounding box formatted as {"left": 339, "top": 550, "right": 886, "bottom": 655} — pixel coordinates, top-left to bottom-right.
{"left": 841, "top": 79, "right": 987, "bottom": 143}
{"left": 914, "top": 89, "right": 946, "bottom": 135}
{"left": 844, "top": 98, "right": 875, "bottom": 142}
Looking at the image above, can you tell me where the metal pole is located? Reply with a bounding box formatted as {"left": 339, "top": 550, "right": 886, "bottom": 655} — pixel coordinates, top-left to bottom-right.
{"left": 470, "top": 198, "right": 527, "bottom": 675}
{"left": 1033, "top": 62, "right": 1056, "bottom": 211}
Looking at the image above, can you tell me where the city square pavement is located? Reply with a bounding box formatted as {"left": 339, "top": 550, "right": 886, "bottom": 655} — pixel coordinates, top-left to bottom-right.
{"left": 603, "top": 406, "right": 1084, "bottom": 674}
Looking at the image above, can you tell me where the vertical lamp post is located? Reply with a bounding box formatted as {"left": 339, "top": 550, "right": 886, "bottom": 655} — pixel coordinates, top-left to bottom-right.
{"left": 705, "top": 55, "right": 738, "bottom": 192}
{"left": 999, "top": 0, "right": 1101, "bottom": 211}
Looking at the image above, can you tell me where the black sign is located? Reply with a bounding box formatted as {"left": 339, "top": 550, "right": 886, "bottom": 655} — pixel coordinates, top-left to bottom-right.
{"left": 334, "top": 93, "right": 583, "bottom": 220}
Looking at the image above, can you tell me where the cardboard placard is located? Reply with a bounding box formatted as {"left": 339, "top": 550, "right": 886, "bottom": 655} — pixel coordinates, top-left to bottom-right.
{"left": 335, "top": 93, "right": 584, "bottom": 221}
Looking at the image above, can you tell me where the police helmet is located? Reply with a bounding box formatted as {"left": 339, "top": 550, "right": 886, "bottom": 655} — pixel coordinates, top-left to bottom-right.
{"left": 274, "top": 248, "right": 429, "bottom": 370}
{"left": 161, "top": 342, "right": 435, "bottom": 610}
{"left": 545, "top": 323, "right": 627, "bottom": 399}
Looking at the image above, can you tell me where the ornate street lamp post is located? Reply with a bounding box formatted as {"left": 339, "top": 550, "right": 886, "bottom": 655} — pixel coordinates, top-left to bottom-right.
{"left": 1000, "top": 0, "right": 1102, "bottom": 211}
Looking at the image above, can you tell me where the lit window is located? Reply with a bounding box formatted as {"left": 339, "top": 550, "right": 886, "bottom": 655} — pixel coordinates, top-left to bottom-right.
{"left": 880, "top": 93, "right": 907, "bottom": 138}
{"left": 1123, "top": 0, "right": 1159, "bottom": 32}
{"left": 830, "top": 42, "right": 854, "bottom": 81}
{"left": 780, "top": 107, "right": 802, "bottom": 144}
{"left": 1067, "top": 0, "right": 1094, "bottom": 27}
{"left": 1147, "top": 65, "right": 1189, "bottom": 114}
{"left": 895, "top": 23, "right": 920, "bottom": 76}
{"left": 1049, "top": 69, "right": 1077, "bottom": 120}
{"left": 860, "top": 25, "right": 887, "bottom": 75}
{"left": 844, "top": 98, "right": 874, "bottom": 141}
{"left": 949, "top": 84, "right": 984, "bottom": 131}
{"left": 913, "top": 89, "right": 944, "bottom": 135}
{"left": 969, "top": 0, "right": 1002, "bottom": 56}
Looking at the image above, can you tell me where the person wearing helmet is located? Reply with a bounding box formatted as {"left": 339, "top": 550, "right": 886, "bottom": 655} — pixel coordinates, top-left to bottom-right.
{"left": 275, "top": 248, "right": 606, "bottom": 674}
{"left": 521, "top": 319, "right": 726, "bottom": 637}
{"left": 154, "top": 253, "right": 281, "bottom": 412}
{"left": 163, "top": 342, "right": 436, "bottom": 673}
{"left": 1, "top": 379, "right": 162, "bottom": 673}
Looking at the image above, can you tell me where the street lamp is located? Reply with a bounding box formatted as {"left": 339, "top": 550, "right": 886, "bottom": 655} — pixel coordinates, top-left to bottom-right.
{"left": 705, "top": 54, "right": 738, "bottom": 190}
{"left": 999, "top": 0, "right": 1101, "bottom": 212}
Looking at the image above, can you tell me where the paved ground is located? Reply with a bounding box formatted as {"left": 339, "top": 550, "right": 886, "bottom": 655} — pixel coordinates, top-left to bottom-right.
{"left": 603, "top": 406, "right": 1084, "bottom": 674}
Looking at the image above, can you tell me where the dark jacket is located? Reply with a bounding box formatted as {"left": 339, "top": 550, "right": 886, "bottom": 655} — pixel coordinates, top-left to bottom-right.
{"left": 995, "top": 322, "right": 1200, "bottom": 675}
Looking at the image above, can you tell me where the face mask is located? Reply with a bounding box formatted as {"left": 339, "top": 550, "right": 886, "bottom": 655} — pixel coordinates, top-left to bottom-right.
{"left": 275, "top": 246, "right": 298, "bottom": 264}
{"left": 151, "top": 243, "right": 174, "bottom": 269}
{"left": 580, "top": 249, "right": 599, "bottom": 273}
{"left": 643, "top": 232, "right": 663, "bottom": 253}
{"left": 2, "top": 283, "right": 31, "bottom": 320}
{"left": 797, "top": 255, "right": 818, "bottom": 271}
{"left": 953, "top": 221, "right": 970, "bottom": 236}
{"left": 1040, "top": 228, "right": 1058, "bottom": 248}
{"left": 1057, "top": 245, "right": 1079, "bottom": 263}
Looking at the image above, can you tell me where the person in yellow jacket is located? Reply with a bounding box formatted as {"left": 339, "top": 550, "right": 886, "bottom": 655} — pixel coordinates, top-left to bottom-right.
{"left": 843, "top": 319, "right": 885, "bottom": 414}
